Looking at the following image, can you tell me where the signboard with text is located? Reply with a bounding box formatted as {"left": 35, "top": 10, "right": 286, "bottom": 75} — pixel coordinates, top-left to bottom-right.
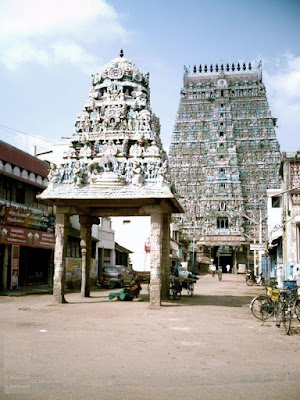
{"left": 0, "top": 204, "right": 54, "bottom": 232}
{"left": 250, "top": 244, "right": 266, "bottom": 251}
{"left": 0, "top": 225, "right": 55, "bottom": 249}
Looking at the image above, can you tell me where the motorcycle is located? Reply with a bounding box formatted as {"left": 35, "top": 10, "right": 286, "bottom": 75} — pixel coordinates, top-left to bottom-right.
{"left": 246, "top": 271, "right": 265, "bottom": 286}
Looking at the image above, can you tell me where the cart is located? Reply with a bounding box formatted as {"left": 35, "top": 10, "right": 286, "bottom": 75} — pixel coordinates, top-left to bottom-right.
{"left": 169, "top": 276, "right": 195, "bottom": 300}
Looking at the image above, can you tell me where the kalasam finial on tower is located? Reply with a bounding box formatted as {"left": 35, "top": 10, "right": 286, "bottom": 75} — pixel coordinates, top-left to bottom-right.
{"left": 120, "top": 49, "right": 124, "bottom": 58}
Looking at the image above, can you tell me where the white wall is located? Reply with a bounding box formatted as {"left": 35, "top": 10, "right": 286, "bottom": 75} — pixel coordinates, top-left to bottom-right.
{"left": 69, "top": 215, "right": 115, "bottom": 265}
{"left": 111, "top": 216, "right": 151, "bottom": 271}
{"left": 267, "top": 189, "right": 282, "bottom": 241}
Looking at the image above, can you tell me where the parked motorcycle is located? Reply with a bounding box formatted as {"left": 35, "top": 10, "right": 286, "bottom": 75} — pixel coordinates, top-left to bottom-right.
{"left": 246, "top": 271, "right": 265, "bottom": 286}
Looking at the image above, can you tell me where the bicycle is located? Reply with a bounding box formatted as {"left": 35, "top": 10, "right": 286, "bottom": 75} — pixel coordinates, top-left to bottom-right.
{"left": 250, "top": 286, "right": 280, "bottom": 321}
{"left": 275, "top": 287, "right": 300, "bottom": 335}
{"left": 250, "top": 285, "right": 300, "bottom": 333}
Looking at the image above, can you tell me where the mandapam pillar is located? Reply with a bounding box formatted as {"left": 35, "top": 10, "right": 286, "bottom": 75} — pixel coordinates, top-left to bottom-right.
{"left": 53, "top": 210, "right": 69, "bottom": 304}
{"left": 79, "top": 216, "right": 92, "bottom": 298}
{"left": 149, "top": 209, "right": 163, "bottom": 309}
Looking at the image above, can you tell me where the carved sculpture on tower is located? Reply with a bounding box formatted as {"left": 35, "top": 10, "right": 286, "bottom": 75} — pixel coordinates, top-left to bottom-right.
{"left": 169, "top": 60, "right": 281, "bottom": 270}
{"left": 47, "top": 51, "right": 170, "bottom": 190}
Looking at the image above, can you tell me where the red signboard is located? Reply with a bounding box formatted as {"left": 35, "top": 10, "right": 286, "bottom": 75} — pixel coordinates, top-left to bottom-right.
{"left": 144, "top": 240, "right": 150, "bottom": 253}
{"left": 0, "top": 225, "right": 55, "bottom": 249}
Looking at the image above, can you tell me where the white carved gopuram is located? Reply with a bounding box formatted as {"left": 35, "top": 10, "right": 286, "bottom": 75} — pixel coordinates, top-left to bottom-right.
{"left": 39, "top": 50, "right": 183, "bottom": 308}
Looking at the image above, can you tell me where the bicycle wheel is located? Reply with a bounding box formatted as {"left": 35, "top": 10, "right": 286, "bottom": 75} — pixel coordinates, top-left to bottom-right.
{"left": 295, "top": 299, "right": 300, "bottom": 321}
{"left": 173, "top": 287, "right": 181, "bottom": 300}
{"left": 171, "top": 281, "right": 181, "bottom": 300}
{"left": 250, "top": 295, "right": 274, "bottom": 320}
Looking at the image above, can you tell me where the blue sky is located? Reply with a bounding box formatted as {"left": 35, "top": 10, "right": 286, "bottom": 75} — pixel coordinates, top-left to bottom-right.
{"left": 0, "top": 0, "right": 299, "bottom": 155}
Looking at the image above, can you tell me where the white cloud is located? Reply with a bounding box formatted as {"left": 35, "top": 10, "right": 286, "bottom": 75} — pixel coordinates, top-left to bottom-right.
{"left": 51, "top": 42, "right": 100, "bottom": 75}
{"left": 264, "top": 53, "right": 300, "bottom": 151}
{"left": 2, "top": 41, "right": 51, "bottom": 70}
{"left": 0, "top": 0, "right": 129, "bottom": 73}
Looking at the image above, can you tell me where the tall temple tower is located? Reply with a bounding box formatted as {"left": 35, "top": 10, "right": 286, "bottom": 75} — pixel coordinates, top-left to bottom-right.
{"left": 169, "top": 61, "right": 281, "bottom": 271}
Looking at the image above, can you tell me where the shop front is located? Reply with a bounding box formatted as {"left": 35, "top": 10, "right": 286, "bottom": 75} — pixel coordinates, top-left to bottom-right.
{"left": 0, "top": 205, "right": 55, "bottom": 290}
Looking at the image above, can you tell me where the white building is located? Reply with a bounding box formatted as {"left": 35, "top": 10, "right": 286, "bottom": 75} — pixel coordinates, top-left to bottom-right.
{"left": 266, "top": 189, "right": 283, "bottom": 283}
{"left": 111, "top": 216, "right": 150, "bottom": 272}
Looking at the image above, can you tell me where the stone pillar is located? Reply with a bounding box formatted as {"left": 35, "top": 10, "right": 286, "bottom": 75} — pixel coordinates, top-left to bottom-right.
{"left": 2, "top": 245, "right": 9, "bottom": 291}
{"left": 233, "top": 248, "right": 237, "bottom": 274}
{"left": 161, "top": 214, "right": 171, "bottom": 300}
{"left": 150, "top": 210, "right": 163, "bottom": 309}
{"left": 53, "top": 211, "right": 69, "bottom": 304}
{"left": 79, "top": 216, "right": 92, "bottom": 298}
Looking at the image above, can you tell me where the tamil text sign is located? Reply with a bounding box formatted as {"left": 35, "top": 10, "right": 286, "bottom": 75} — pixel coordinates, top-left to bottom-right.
{"left": 0, "top": 225, "right": 55, "bottom": 249}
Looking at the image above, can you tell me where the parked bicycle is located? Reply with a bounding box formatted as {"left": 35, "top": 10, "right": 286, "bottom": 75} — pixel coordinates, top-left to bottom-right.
{"left": 274, "top": 287, "right": 300, "bottom": 334}
{"left": 250, "top": 284, "right": 300, "bottom": 335}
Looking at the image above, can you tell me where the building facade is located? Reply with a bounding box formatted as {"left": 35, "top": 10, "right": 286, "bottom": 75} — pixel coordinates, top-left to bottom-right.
{"left": 281, "top": 152, "right": 300, "bottom": 283}
{"left": 0, "top": 141, "right": 55, "bottom": 290}
{"left": 169, "top": 61, "right": 281, "bottom": 272}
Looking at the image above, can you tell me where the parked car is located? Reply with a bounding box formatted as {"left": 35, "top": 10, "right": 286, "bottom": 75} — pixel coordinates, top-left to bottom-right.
{"left": 99, "top": 265, "right": 134, "bottom": 288}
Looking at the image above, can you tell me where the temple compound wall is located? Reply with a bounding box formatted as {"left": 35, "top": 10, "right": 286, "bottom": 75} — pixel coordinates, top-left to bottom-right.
{"left": 169, "top": 61, "right": 281, "bottom": 272}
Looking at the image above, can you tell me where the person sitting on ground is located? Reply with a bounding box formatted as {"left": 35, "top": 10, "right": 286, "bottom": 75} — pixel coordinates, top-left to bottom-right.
{"left": 129, "top": 276, "right": 142, "bottom": 298}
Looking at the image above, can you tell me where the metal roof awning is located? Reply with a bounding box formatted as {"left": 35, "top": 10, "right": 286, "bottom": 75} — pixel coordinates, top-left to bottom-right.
{"left": 115, "top": 242, "right": 132, "bottom": 253}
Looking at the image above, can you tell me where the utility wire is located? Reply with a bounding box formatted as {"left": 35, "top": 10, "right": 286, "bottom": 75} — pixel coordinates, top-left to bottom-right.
{"left": 0, "top": 124, "right": 57, "bottom": 144}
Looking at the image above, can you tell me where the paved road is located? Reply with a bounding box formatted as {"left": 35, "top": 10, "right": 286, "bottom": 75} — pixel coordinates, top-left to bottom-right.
{"left": 0, "top": 274, "right": 299, "bottom": 400}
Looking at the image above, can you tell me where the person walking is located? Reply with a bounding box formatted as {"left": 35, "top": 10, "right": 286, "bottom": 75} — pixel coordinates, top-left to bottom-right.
{"left": 218, "top": 266, "right": 222, "bottom": 281}
{"left": 211, "top": 264, "right": 216, "bottom": 277}
{"left": 226, "top": 264, "right": 231, "bottom": 273}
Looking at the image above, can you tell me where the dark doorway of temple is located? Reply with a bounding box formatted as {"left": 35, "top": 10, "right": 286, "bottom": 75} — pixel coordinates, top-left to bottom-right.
{"left": 214, "top": 246, "right": 233, "bottom": 272}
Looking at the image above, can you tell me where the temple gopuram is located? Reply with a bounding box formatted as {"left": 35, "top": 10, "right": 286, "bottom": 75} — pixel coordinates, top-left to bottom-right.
{"left": 39, "top": 51, "right": 183, "bottom": 307}
{"left": 169, "top": 61, "right": 281, "bottom": 272}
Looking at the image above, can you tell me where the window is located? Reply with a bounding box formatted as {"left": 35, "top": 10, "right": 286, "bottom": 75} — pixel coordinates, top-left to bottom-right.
{"left": 2, "top": 177, "right": 13, "bottom": 201}
{"left": 16, "top": 182, "right": 25, "bottom": 204}
{"left": 221, "top": 90, "right": 224, "bottom": 97}
{"left": 220, "top": 183, "right": 226, "bottom": 190}
{"left": 123, "top": 220, "right": 131, "bottom": 224}
{"left": 217, "top": 217, "right": 229, "bottom": 229}
{"left": 272, "top": 197, "right": 281, "bottom": 208}
{"left": 104, "top": 249, "right": 111, "bottom": 264}
{"left": 66, "top": 238, "right": 81, "bottom": 258}
{"left": 219, "top": 132, "right": 224, "bottom": 137}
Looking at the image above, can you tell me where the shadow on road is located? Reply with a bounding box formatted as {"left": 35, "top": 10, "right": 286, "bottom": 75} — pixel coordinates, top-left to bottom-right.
{"left": 162, "top": 294, "right": 254, "bottom": 308}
